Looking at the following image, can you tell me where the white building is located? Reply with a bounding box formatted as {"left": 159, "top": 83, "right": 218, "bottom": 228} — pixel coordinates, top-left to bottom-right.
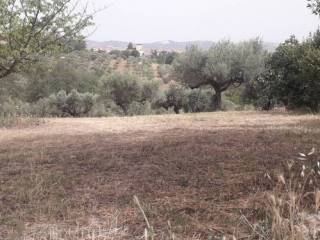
{"left": 134, "top": 44, "right": 144, "bottom": 56}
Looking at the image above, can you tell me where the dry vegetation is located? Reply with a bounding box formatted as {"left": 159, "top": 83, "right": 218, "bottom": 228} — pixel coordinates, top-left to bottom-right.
{"left": 1, "top": 111, "right": 320, "bottom": 239}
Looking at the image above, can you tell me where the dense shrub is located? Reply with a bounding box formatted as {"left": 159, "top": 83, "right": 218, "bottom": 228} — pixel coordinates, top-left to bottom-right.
{"left": 182, "top": 89, "right": 213, "bottom": 113}
{"left": 21, "top": 52, "right": 108, "bottom": 103}
{"left": 157, "top": 65, "right": 173, "bottom": 83}
{"left": 155, "top": 83, "right": 186, "bottom": 114}
{"left": 0, "top": 97, "right": 32, "bottom": 117}
{"left": 127, "top": 101, "right": 153, "bottom": 116}
{"left": 141, "top": 80, "right": 161, "bottom": 102}
{"left": 100, "top": 73, "right": 160, "bottom": 115}
{"left": 252, "top": 33, "right": 320, "bottom": 112}
{"left": 46, "top": 89, "right": 97, "bottom": 117}
{"left": 101, "top": 73, "right": 143, "bottom": 114}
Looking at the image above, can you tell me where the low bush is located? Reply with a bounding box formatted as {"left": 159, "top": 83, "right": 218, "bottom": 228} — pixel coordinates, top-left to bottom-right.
{"left": 182, "top": 89, "right": 213, "bottom": 113}
{"left": 127, "top": 101, "right": 153, "bottom": 116}
{"left": 45, "top": 89, "right": 98, "bottom": 117}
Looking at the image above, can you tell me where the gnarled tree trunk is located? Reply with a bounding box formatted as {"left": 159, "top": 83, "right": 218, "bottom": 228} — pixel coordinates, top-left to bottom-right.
{"left": 212, "top": 90, "right": 222, "bottom": 111}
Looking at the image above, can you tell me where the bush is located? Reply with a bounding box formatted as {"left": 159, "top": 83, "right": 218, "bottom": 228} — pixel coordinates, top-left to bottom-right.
{"left": 141, "top": 80, "right": 160, "bottom": 102}
{"left": 153, "top": 83, "right": 189, "bottom": 114}
{"left": 100, "top": 73, "right": 160, "bottom": 115}
{"left": 157, "top": 65, "right": 173, "bottom": 83}
{"left": 101, "top": 73, "right": 142, "bottom": 114}
{"left": 182, "top": 89, "right": 213, "bottom": 113}
{"left": 47, "top": 89, "right": 97, "bottom": 117}
{"left": 0, "top": 97, "right": 33, "bottom": 117}
{"left": 127, "top": 101, "right": 153, "bottom": 116}
{"left": 221, "top": 99, "right": 239, "bottom": 111}
{"left": 0, "top": 98, "right": 42, "bottom": 128}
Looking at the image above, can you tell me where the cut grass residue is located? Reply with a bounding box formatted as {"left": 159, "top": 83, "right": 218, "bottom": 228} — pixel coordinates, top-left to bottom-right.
{"left": 0, "top": 111, "right": 319, "bottom": 239}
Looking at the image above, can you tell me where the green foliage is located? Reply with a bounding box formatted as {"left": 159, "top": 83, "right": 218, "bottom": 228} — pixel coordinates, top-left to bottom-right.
{"left": 122, "top": 49, "right": 140, "bottom": 59}
{"left": 173, "top": 39, "right": 267, "bottom": 110}
{"left": 127, "top": 101, "right": 153, "bottom": 116}
{"left": 23, "top": 51, "right": 107, "bottom": 102}
{"left": 151, "top": 50, "right": 177, "bottom": 64}
{"left": 155, "top": 83, "right": 186, "bottom": 114}
{"left": 101, "top": 73, "right": 142, "bottom": 114}
{"left": 100, "top": 73, "right": 160, "bottom": 114}
{"left": 253, "top": 34, "right": 320, "bottom": 112}
{"left": 141, "top": 80, "right": 161, "bottom": 102}
{"left": 182, "top": 89, "right": 213, "bottom": 113}
{"left": 0, "top": 0, "right": 93, "bottom": 79}
{"left": 0, "top": 98, "right": 28, "bottom": 117}
{"left": 108, "top": 43, "right": 141, "bottom": 60}
{"left": 157, "top": 64, "right": 173, "bottom": 83}
{"left": 47, "top": 89, "right": 97, "bottom": 117}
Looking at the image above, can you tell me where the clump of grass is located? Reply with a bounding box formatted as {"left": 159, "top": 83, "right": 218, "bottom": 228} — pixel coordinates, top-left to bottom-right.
{"left": 16, "top": 215, "right": 128, "bottom": 240}
{"left": 0, "top": 113, "right": 43, "bottom": 128}
{"left": 134, "top": 195, "right": 178, "bottom": 240}
{"left": 134, "top": 195, "right": 156, "bottom": 240}
{"left": 245, "top": 147, "right": 320, "bottom": 240}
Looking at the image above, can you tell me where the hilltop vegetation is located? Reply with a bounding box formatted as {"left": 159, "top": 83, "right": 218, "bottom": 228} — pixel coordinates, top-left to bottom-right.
{"left": 86, "top": 40, "right": 279, "bottom": 53}
{"left": 1, "top": 0, "right": 320, "bottom": 123}
{"left": 0, "top": 39, "right": 268, "bottom": 119}
{"left": 2, "top": 33, "right": 320, "bottom": 122}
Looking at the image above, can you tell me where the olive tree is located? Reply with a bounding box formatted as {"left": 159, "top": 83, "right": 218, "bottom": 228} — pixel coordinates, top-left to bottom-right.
{"left": 100, "top": 73, "right": 142, "bottom": 114}
{"left": 0, "top": 0, "right": 93, "bottom": 79}
{"left": 173, "top": 40, "right": 267, "bottom": 110}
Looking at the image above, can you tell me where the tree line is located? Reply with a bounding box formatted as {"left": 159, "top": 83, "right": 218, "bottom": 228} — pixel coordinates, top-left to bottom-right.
{"left": 1, "top": 0, "right": 320, "bottom": 118}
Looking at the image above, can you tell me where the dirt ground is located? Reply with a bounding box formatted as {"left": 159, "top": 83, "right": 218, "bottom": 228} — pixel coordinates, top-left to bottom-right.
{"left": 1, "top": 111, "right": 320, "bottom": 239}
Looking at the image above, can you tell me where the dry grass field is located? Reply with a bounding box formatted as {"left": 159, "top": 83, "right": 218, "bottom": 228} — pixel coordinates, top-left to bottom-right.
{"left": 1, "top": 111, "right": 320, "bottom": 239}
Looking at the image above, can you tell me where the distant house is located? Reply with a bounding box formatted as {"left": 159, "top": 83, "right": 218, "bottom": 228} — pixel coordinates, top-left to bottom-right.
{"left": 134, "top": 44, "right": 144, "bottom": 56}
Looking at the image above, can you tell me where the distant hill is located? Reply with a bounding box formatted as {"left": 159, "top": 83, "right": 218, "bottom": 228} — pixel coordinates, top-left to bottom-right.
{"left": 86, "top": 40, "right": 278, "bottom": 53}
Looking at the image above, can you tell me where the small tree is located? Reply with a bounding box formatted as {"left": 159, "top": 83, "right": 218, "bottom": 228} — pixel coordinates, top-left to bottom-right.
{"left": 48, "top": 89, "right": 96, "bottom": 117}
{"left": 101, "top": 73, "right": 142, "bottom": 114}
{"left": 173, "top": 40, "right": 267, "bottom": 110}
{"left": 182, "top": 89, "right": 213, "bottom": 113}
{"left": 127, "top": 42, "right": 134, "bottom": 50}
{"left": 0, "top": 0, "right": 93, "bottom": 80}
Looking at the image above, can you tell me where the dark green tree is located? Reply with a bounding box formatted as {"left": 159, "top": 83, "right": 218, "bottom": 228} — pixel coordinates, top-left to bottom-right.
{"left": 254, "top": 34, "right": 320, "bottom": 112}
{"left": 127, "top": 42, "right": 134, "bottom": 50}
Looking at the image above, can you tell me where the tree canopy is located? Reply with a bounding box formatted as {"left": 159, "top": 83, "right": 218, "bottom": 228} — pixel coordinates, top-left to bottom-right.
{"left": 0, "top": 0, "right": 93, "bottom": 79}
{"left": 173, "top": 39, "right": 267, "bottom": 110}
{"left": 253, "top": 33, "right": 320, "bottom": 112}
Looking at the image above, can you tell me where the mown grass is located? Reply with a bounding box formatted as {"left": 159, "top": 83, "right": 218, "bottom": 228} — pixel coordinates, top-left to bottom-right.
{"left": 0, "top": 111, "right": 320, "bottom": 239}
{"left": 0, "top": 114, "right": 43, "bottom": 128}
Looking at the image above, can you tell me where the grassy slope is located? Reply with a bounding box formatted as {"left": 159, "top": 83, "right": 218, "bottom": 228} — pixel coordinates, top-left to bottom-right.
{"left": 1, "top": 112, "right": 320, "bottom": 239}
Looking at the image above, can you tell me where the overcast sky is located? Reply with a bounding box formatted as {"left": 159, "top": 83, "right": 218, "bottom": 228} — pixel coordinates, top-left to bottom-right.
{"left": 87, "top": 0, "right": 320, "bottom": 43}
